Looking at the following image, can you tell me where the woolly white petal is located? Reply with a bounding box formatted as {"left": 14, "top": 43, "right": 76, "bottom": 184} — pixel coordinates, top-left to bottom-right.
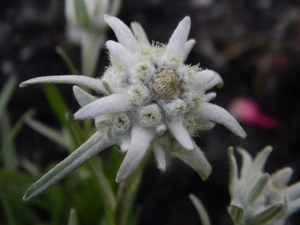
{"left": 119, "top": 137, "right": 131, "bottom": 153}
{"left": 155, "top": 124, "right": 167, "bottom": 136}
{"left": 195, "top": 70, "right": 223, "bottom": 91}
{"left": 73, "top": 85, "right": 97, "bottom": 107}
{"left": 205, "top": 74, "right": 223, "bottom": 90}
{"left": 172, "top": 144, "right": 212, "bottom": 180}
{"left": 286, "top": 182, "right": 300, "bottom": 201}
{"left": 111, "top": 132, "right": 131, "bottom": 153}
{"left": 203, "top": 92, "right": 216, "bottom": 102}
{"left": 236, "top": 147, "right": 253, "bottom": 181}
{"left": 183, "top": 39, "right": 196, "bottom": 61}
{"left": 130, "top": 21, "right": 150, "bottom": 47}
{"left": 23, "top": 131, "right": 111, "bottom": 201}
{"left": 152, "top": 137, "right": 169, "bottom": 172}
{"left": 166, "top": 117, "right": 194, "bottom": 151}
{"left": 198, "top": 102, "right": 246, "bottom": 138}
{"left": 104, "top": 15, "right": 138, "bottom": 52}
{"left": 74, "top": 94, "right": 135, "bottom": 119}
{"left": 116, "top": 125, "right": 154, "bottom": 182}
{"left": 20, "top": 75, "right": 104, "bottom": 93}
{"left": 106, "top": 40, "right": 137, "bottom": 72}
{"left": 271, "top": 167, "right": 293, "bottom": 186}
{"left": 198, "top": 121, "right": 215, "bottom": 131}
{"left": 287, "top": 198, "right": 300, "bottom": 216}
{"left": 228, "top": 147, "right": 239, "bottom": 197}
{"left": 251, "top": 146, "right": 273, "bottom": 174}
{"left": 187, "top": 70, "right": 213, "bottom": 89}
{"left": 165, "top": 16, "right": 191, "bottom": 57}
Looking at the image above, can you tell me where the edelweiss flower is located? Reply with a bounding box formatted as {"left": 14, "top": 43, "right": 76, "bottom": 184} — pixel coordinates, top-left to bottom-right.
{"left": 20, "top": 16, "right": 246, "bottom": 200}
{"left": 228, "top": 146, "right": 300, "bottom": 225}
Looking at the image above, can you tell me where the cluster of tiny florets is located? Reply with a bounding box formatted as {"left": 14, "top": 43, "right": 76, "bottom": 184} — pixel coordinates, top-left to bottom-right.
{"left": 101, "top": 36, "right": 214, "bottom": 138}
{"left": 152, "top": 68, "right": 182, "bottom": 99}
{"left": 138, "top": 104, "right": 162, "bottom": 127}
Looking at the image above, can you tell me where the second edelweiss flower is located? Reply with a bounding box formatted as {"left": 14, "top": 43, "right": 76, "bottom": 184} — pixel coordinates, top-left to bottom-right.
{"left": 20, "top": 15, "right": 246, "bottom": 200}
{"left": 228, "top": 146, "right": 300, "bottom": 225}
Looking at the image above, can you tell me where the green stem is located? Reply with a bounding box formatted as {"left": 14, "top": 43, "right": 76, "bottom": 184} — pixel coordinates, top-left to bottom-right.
{"left": 115, "top": 151, "right": 151, "bottom": 225}
{"left": 87, "top": 158, "right": 117, "bottom": 225}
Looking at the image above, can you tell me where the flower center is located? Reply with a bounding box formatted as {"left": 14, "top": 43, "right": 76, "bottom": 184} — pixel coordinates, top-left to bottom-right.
{"left": 152, "top": 68, "right": 181, "bottom": 99}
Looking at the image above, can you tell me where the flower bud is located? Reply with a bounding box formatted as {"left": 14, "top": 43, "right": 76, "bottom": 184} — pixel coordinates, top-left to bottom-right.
{"left": 138, "top": 104, "right": 162, "bottom": 127}
{"left": 127, "top": 84, "right": 150, "bottom": 106}
{"left": 113, "top": 113, "right": 131, "bottom": 131}
{"left": 131, "top": 61, "right": 155, "bottom": 84}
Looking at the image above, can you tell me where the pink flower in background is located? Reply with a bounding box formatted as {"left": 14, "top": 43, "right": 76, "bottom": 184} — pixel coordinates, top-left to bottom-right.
{"left": 229, "top": 97, "right": 278, "bottom": 129}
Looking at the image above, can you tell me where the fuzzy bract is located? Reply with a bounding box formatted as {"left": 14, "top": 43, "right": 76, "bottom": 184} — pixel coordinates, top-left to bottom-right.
{"left": 20, "top": 15, "right": 246, "bottom": 200}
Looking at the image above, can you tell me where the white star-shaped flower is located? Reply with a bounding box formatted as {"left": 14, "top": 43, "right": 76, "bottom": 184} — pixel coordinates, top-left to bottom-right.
{"left": 228, "top": 146, "right": 300, "bottom": 225}
{"left": 21, "top": 15, "right": 246, "bottom": 200}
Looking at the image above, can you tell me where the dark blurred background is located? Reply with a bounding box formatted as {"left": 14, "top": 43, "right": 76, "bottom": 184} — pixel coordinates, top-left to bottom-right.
{"left": 1, "top": 0, "right": 300, "bottom": 224}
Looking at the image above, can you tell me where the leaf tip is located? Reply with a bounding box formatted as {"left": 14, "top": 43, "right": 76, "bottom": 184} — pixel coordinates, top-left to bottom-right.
{"left": 22, "top": 191, "right": 31, "bottom": 201}
{"left": 19, "top": 82, "right": 26, "bottom": 88}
